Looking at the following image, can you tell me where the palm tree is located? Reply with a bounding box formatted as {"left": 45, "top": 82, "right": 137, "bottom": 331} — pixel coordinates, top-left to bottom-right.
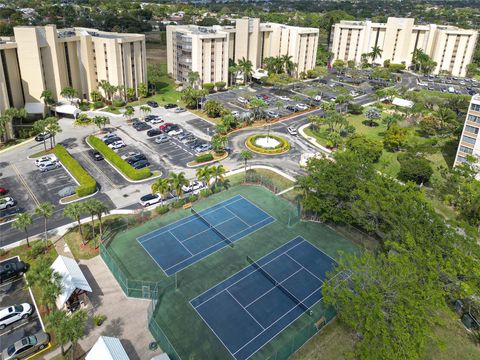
{"left": 211, "top": 164, "right": 226, "bottom": 188}
{"left": 123, "top": 107, "right": 135, "bottom": 122}
{"left": 93, "top": 116, "right": 109, "bottom": 131}
{"left": 228, "top": 62, "right": 239, "bottom": 86}
{"left": 263, "top": 57, "right": 277, "bottom": 74}
{"left": 0, "top": 114, "right": 10, "bottom": 143}
{"left": 90, "top": 90, "right": 102, "bottom": 102}
{"left": 41, "top": 90, "right": 55, "bottom": 115}
{"left": 93, "top": 201, "right": 109, "bottom": 239}
{"left": 84, "top": 199, "right": 98, "bottom": 239}
{"left": 238, "top": 57, "right": 253, "bottom": 84}
{"left": 64, "top": 202, "right": 86, "bottom": 244}
{"left": 27, "top": 258, "right": 61, "bottom": 314}
{"left": 151, "top": 178, "right": 171, "bottom": 204}
{"left": 196, "top": 166, "right": 212, "bottom": 187}
{"left": 139, "top": 105, "right": 152, "bottom": 120}
{"left": 60, "top": 86, "right": 77, "bottom": 105}
{"left": 281, "top": 55, "right": 296, "bottom": 76}
{"left": 33, "top": 119, "right": 48, "bottom": 151}
{"left": 169, "top": 172, "right": 189, "bottom": 198}
{"left": 239, "top": 150, "right": 253, "bottom": 178}
{"left": 45, "top": 117, "right": 62, "bottom": 148}
{"left": 35, "top": 202, "right": 55, "bottom": 248}
{"left": 369, "top": 46, "right": 383, "bottom": 65}
{"left": 187, "top": 71, "right": 200, "bottom": 89}
{"left": 11, "top": 213, "right": 33, "bottom": 247}
{"left": 5, "top": 108, "right": 27, "bottom": 139}
{"left": 99, "top": 80, "right": 116, "bottom": 102}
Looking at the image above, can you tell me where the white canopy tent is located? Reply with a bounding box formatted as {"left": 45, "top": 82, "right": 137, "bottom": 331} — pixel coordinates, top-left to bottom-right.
{"left": 252, "top": 68, "right": 268, "bottom": 80}
{"left": 392, "top": 97, "right": 414, "bottom": 109}
{"left": 86, "top": 336, "right": 130, "bottom": 360}
{"left": 50, "top": 255, "right": 92, "bottom": 309}
{"left": 24, "top": 102, "right": 45, "bottom": 115}
{"left": 54, "top": 104, "right": 81, "bottom": 118}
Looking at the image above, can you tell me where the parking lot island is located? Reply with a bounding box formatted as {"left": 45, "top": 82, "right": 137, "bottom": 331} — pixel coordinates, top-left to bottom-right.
{"left": 245, "top": 134, "right": 291, "bottom": 155}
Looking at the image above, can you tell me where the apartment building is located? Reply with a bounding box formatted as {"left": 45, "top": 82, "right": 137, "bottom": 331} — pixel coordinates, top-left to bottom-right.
{"left": 331, "top": 17, "right": 478, "bottom": 77}
{"left": 454, "top": 94, "right": 480, "bottom": 170}
{"left": 166, "top": 18, "right": 318, "bottom": 86}
{"left": 0, "top": 25, "right": 146, "bottom": 114}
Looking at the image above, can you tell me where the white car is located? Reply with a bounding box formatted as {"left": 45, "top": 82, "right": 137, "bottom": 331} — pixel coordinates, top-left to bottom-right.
{"left": 278, "top": 95, "right": 291, "bottom": 101}
{"left": 102, "top": 133, "right": 117, "bottom": 141}
{"left": 0, "top": 303, "right": 33, "bottom": 330}
{"left": 174, "top": 107, "right": 186, "bottom": 113}
{"left": 108, "top": 140, "right": 126, "bottom": 149}
{"left": 0, "top": 197, "right": 16, "bottom": 210}
{"left": 231, "top": 110, "right": 239, "bottom": 117}
{"left": 139, "top": 193, "right": 162, "bottom": 207}
{"left": 121, "top": 151, "right": 140, "bottom": 160}
{"left": 181, "top": 180, "right": 205, "bottom": 193}
{"left": 35, "top": 155, "right": 57, "bottom": 167}
{"left": 237, "top": 97, "right": 248, "bottom": 104}
{"left": 150, "top": 118, "right": 164, "bottom": 125}
{"left": 296, "top": 103, "right": 309, "bottom": 110}
{"left": 168, "top": 128, "right": 183, "bottom": 136}
{"left": 287, "top": 126, "right": 298, "bottom": 136}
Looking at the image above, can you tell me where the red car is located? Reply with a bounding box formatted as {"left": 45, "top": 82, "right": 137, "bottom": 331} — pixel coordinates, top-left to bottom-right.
{"left": 159, "top": 122, "right": 174, "bottom": 130}
{"left": 0, "top": 187, "right": 7, "bottom": 195}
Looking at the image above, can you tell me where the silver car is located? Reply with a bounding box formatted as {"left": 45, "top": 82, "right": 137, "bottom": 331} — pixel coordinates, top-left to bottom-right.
{"left": 58, "top": 185, "right": 77, "bottom": 198}
{"left": 2, "top": 331, "right": 50, "bottom": 360}
{"left": 155, "top": 134, "right": 170, "bottom": 144}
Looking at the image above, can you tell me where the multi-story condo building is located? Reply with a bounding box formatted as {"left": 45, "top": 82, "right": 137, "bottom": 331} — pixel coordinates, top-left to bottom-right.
{"left": 454, "top": 94, "right": 480, "bottom": 170}
{"left": 166, "top": 18, "right": 318, "bottom": 86}
{"left": 0, "top": 25, "right": 146, "bottom": 115}
{"left": 331, "top": 17, "right": 478, "bottom": 77}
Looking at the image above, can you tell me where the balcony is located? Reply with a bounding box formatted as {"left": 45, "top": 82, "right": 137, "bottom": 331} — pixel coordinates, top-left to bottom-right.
{"left": 178, "top": 56, "right": 192, "bottom": 65}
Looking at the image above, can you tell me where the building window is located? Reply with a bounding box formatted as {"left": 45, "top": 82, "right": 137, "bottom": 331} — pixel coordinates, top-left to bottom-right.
{"left": 465, "top": 125, "right": 480, "bottom": 135}
{"left": 462, "top": 135, "right": 477, "bottom": 145}
{"left": 457, "top": 155, "right": 467, "bottom": 163}
{"left": 460, "top": 145, "right": 474, "bottom": 154}
{"left": 468, "top": 114, "right": 480, "bottom": 123}
{"left": 471, "top": 103, "right": 480, "bottom": 112}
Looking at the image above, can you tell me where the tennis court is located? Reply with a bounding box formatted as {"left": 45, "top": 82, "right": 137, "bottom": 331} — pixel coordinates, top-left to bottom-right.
{"left": 190, "top": 236, "right": 337, "bottom": 360}
{"left": 137, "top": 195, "right": 275, "bottom": 276}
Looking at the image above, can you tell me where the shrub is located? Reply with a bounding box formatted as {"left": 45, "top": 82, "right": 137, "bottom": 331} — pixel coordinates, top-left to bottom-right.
{"left": 200, "top": 188, "right": 212, "bottom": 198}
{"left": 112, "top": 99, "right": 126, "bottom": 107}
{"left": 389, "top": 63, "right": 406, "bottom": 72}
{"left": 203, "top": 100, "right": 224, "bottom": 118}
{"left": 28, "top": 241, "right": 44, "bottom": 258}
{"left": 246, "top": 134, "right": 290, "bottom": 154}
{"left": 348, "top": 102, "right": 363, "bottom": 115}
{"left": 93, "top": 314, "right": 106, "bottom": 326}
{"left": 53, "top": 144, "right": 97, "bottom": 197}
{"left": 79, "top": 102, "right": 90, "bottom": 111}
{"left": 195, "top": 153, "right": 214, "bottom": 163}
{"left": 346, "top": 134, "right": 383, "bottom": 163}
{"left": 87, "top": 136, "right": 151, "bottom": 180}
{"left": 215, "top": 81, "right": 226, "bottom": 91}
{"left": 172, "top": 199, "right": 185, "bottom": 208}
{"left": 155, "top": 205, "right": 169, "bottom": 215}
{"left": 92, "top": 101, "right": 104, "bottom": 109}
{"left": 398, "top": 155, "right": 433, "bottom": 185}
{"left": 188, "top": 194, "right": 198, "bottom": 203}
{"left": 202, "top": 83, "right": 215, "bottom": 93}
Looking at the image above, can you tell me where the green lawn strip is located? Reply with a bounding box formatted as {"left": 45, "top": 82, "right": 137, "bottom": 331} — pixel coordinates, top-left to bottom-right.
{"left": 87, "top": 136, "right": 152, "bottom": 181}
{"left": 29, "top": 148, "right": 55, "bottom": 158}
{"left": 227, "top": 168, "right": 295, "bottom": 192}
{"left": 304, "top": 126, "right": 330, "bottom": 147}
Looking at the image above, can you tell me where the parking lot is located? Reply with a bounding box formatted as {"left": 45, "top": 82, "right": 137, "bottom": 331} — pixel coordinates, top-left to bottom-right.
{"left": 0, "top": 257, "right": 44, "bottom": 353}
{"left": 417, "top": 75, "right": 480, "bottom": 95}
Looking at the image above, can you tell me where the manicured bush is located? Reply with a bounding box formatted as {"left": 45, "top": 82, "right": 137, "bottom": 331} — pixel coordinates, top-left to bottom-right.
{"left": 389, "top": 63, "right": 406, "bottom": 72}
{"left": 53, "top": 144, "right": 97, "bottom": 197}
{"left": 112, "top": 100, "right": 126, "bottom": 107}
{"left": 246, "top": 134, "right": 290, "bottom": 154}
{"left": 195, "top": 153, "right": 214, "bottom": 163}
{"left": 79, "top": 102, "right": 90, "bottom": 111}
{"left": 155, "top": 205, "right": 169, "bottom": 215}
{"left": 202, "top": 83, "right": 215, "bottom": 93}
{"left": 87, "top": 136, "right": 151, "bottom": 180}
{"left": 92, "top": 101, "right": 104, "bottom": 109}
{"left": 215, "top": 81, "right": 226, "bottom": 91}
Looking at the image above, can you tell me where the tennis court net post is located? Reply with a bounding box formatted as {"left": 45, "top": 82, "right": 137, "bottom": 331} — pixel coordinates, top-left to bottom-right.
{"left": 191, "top": 208, "right": 234, "bottom": 248}
{"left": 246, "top": 255, "right": 313, "bottom": 316}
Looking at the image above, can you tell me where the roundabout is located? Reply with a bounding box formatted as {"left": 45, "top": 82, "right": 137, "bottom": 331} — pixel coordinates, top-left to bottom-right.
{"left": 245, "top": 134, "right": 291, "bottom": 155}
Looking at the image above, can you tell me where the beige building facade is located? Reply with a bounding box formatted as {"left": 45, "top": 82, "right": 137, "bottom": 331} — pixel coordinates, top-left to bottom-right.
{"left": 331, "top": 17, "right": 478, "bottom": 77}
{"left": 0, "top": 25, "right": 146, "bottom": 114}
{"left": 454, "top": 94, "right": 480, "bottom": 169}
{"left": 167, "top": 18, "right": 318, "bottom": 86}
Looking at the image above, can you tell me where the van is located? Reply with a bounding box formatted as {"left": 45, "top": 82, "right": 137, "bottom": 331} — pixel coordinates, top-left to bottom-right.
{"left": 448, "top": 86, "right": 455, "bottom": 93}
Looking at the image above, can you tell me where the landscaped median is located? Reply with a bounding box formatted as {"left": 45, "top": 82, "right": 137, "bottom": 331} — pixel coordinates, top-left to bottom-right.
{"left": 245, "top": 134, "right": 290, "bottom": 155}
{"left": 53, "top": 144, "right": 97, "bottom": 199}
{"left": 87, "top": 135, "right": 153, "bottom": 181}
{"left": 187, "top": 151, "right": 229, "bottom": 167}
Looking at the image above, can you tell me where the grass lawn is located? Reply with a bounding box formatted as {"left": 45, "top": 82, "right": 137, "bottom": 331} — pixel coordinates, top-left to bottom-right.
{"left": 227, "top": 168, "right": 295, "bottom": 192}
{"left": 376, "top": 151, "right": 400, "bottom": 178}
{"left": 345, "top": 113, "right": 387, "bottom": 140}
{"left": 29, "top": 148, "right": 55, "bottom": 158}
{"left": 64, "top": 231, "right": 99, "bottom": 260}
{"left": 292, "top": 309, "right": 480, "bottom": 360}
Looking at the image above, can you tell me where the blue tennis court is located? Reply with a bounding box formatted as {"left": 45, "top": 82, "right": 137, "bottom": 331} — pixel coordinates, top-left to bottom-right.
{"left": 137, "top": 195, "right": 275, "bottom": 276}
{"left": 190, "top": 236, "right": 337, "bottom": 360}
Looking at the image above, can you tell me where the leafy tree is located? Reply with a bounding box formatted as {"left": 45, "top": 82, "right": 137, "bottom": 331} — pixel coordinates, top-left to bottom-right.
{"left": 60, "top": 86, "right": 77, "bottom": 105}
{"left": 335, "top": 94, "right": 353, "bottom": 113}
{"left": 239, "top": 150, "right": 253, "bottom": 177}
{"left": 64, "top": 202, "right": 86, "bottom": 244}
{"left": 35, "top": 202, "right": 55, "bottom": 248}
{"left": 347, "top": 102, "right": 363, "bottom": 115}
{"left": 11, "top": 212, "right": 33, "bottom": 247}
{"left": 4, "top": 107, "right": 27, "bottom": 139}
{"left": 332, "top": 59, "right": 346, "bottom": 70}
{"left": 93, "top": 116, "right": 109, "bottom": 131}
{"left": 169, "top": 172, "right": 189, "bottom": 198}
{"left": 383, "top": 123, "right": 408, "bottom": 151}
{"left": 41, "top": 89, "right": 55, "bottom": 106}
{"left": 45, "top": 116, "right": 62, "bottom": 148}
{"left": 237, "top": 57, "right": 253, "bottom": 84}
{"left": 152, "top": 178, "right": 172, "bottom": 203}
{"left": 202, "top": 82, "right": 215, "bottom": 93}
{"left": 364, "top": 107, "right": 381, "bottom": 127}
{"left": 346, "top": 134, "right": 383, "bottom": 163}
{"left": 46, "top": 309, "right": 88, "bottom": 356}
{"left": 187, "top": 71, "right": 200, "bottom": 88}
{"left": 196, "top": 166, "right": 212, "bottom": 187}
{"left": 248, "top": 98, "right": 268, "bottom": 120}
{"left": 181, "top": 87, "right": 207, "bottom": 109}
{"left": 203, "top": 100, "right": 224, "bottom": 118}
{"left": 137, "top": 83, "right": 148, "bottom": 98}
{"left": 197, "top": 17, "right": 219, "bottom": 26}
{"left": 215, "top": 81, "right": 226, "bottom": 91}
{"left": 398, "top": 156, "right": 433, "bottom": 185}
{"left": 382, "top": 113, "right": 402, "bottom": 130}
{"left": 27, "top": 258, "right": 61, "bottom": 314}
{"left": 211, "top": 134, "right": 227, "bottom": 154}
{"left": 221, "top": 114, "right": 238, "bottom": 132}
{"left": 139, "top": 105, "right": 152, "bottom": 120}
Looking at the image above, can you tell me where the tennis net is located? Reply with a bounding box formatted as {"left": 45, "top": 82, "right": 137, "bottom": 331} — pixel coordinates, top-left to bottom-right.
{"left": 191, "top": 208, "right": 234, "bottom": 248}
{"left": 247, "top": 255, "right": 313, "bottom": 315}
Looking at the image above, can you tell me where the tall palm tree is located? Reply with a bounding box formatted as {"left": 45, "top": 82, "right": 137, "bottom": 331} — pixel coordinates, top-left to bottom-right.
{"left": 139, "top": 105, "right": 152, "bottom": 120}
{"left": 281, "top": 55, "right": 296, "bottom": 76}
{"left": 11, "top": 212, "right": 33, "bottom": 247}
{"left": 26, "top": 258, "right": 61, "bottom": 314}
{"left": 93, "top": 116, "right": 109, "bottom": 131}
{"left": 45, "top": 117, "right": 62, "bottom": 148}
{"left": 84, "top": 199, "right": 98, "bottom": 239}
{"left": 35, "top": 202, "right": 55, "bottom": 248}
{"left": 369, "top": 46, "right": 383, "bottom": 65}
{"left": 196, "top": 166, "right": 212, "bottom": 187}
{"left": 228, "top": 62, "right": 239, "bottom": 86}
{"left": 151, "top": 178, "right": 171, "bottom": 204}
{"left": 60, "top": 86, "right": 77, "bottom": 105}
{"left": 5, "top": 108, "right": 27, "bottom": 139}
{"left": 33, "top": 119, "right": 48, "bottom": 151}
{"left": 93, "top": 201, "right": 109, "bottom": 239}
{"left": 123, "top": 107, "right": 135, "bottom": 122}
{"left": 238, "top": 57, "right": 253, "bottom": 85}
{"left": 211, "top": 165, "right": 226, "bottom": 188}
{"left": 64, "top": 202, "right": 86, "bottom": 245}
{"left": 187, "top": 71, "right": 200, "bottom": 89}
{"left": 0, "top": 114, "right": 9, "bottom": 143}
{"left": 41, "top": 89, "right": 55, "bottom": 115}
{"left": 169, "top": 172, "right": 189, "bottom": 198}
{"left": 239, "top": 150, "right": 253, "bottom": 178}
{"left": 263, "top": 57, "right": 277, "bottom": 74}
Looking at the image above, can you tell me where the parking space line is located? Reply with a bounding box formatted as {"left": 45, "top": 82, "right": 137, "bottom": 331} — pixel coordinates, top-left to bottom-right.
{"left": 0, "top": 316, "right": 39, "bottom": 336}
{"left": 79, "top": 152, "right": 118, "bottom": 189}
{"left": 11, "top": 164, "right": 41, "bottom": 207}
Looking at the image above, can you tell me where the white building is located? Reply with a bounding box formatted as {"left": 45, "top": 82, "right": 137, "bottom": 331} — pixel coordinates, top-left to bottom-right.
{"left": 454, "top": 94, "right": 480, "bottom": 168}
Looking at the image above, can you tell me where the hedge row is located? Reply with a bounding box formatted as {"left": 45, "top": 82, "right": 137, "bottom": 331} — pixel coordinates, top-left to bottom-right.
{"left": 87, "top": 135, "right": 151, "bottom": 180}
{"left": 53, "top": 144, "right": 97, "bottom": 197}
{"left": 195, "top": 153, "right": 214, "bottom": 163}
{"left": 246, "top": 134, "right": 291, "bottom": 154}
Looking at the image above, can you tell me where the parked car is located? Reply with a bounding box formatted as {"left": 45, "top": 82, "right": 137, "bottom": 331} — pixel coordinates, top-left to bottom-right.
{"left": 35, "top": 132, "right": 52, "bottom": 142}
{"left": 139, "top": 193, "right": 162, "bottom": 207}
{"left": 0, "top": 303, "right": 34, "bottom": 330}
{"left": 147, "top": 101, "right": 159, "bottom": 108}
{"left": 40, "top": 162, "right": 61, "bottom": 172}
{"left": 266, "top": 111, "right": 279, "bottom": 119}
{"left": 35, "top": 155, "right": 57, "bottom": 167}
{"left": 195, "top": 143, "right": 212, "bottom": 153}
{"left": 127, "top": 154, "right": 147, "bottom": 165}
{"left": 155, "top": 135, "right": 170, "bottom": 144}
{"left": 58, "top": 185, "right": 77, "bottom": 198}
{"left": 159, "top": 122, "right": 174, "bottom": 131}
{"left": 285, "top": 105, "right": 298, "bottom": 112}
{"left": 133, "top": 122, "right": 152, "bottom": 131}
{"left": 147, "top": 129, "right": 163, "bottom": 137}
{"left": 231, "top": 110, "right": 239, "bottom": 117}
{"left": 164, "top": 103, "right": 178, "bottom": 109}
{"left": 278, "top": 95, "right": 291, "bottom": 101}
{"left": 150, "top": 118, "right": 164, "bottom": 125}
{"left": 177, "top": 132, "right": 192, "bottom": 141}
{"left": 237, "top": 97, "right": 248, "bottom": 104}
{"left": 103, "top": 136, "right": 122, "bottom": 145}
{"left": 168, "top": 128, "right": 183, "bottom": 137}
{"left": 0, "top": 187, "right": 7, "bottom": 195}
{"left": 182, "top": 180, "right": 205, "bottom": 193}
{"left": 108, "top": 140, "right": 126, "bottom": 150}
{"left": 0, "top": 197, "right": 16, "bottom": 210}
{"left": 121, "top": 152, "right": 140, "bottom": 160}
{"left": 183, "top": 136, "right": 197, "bottom": 145}
{"left": 296, "top": 103, "right": 309, "bottom": 111}
{"left": 88, "top": 150, "right": 103, "bottom": 161}
{"left": 131, "top": 159, "right": 150, "bottom": 169}
{"left": 287, "top": 126, "right": 298, "bottom": 136}
{"left": 2, "top": 331, "right": 50, "bottom": 360}
{"left": 102, "top": 133, "right": 117, "bottom": 141}
{"left": 189, "top": 140, "right": 203, "bottom": 149}
{"left": 174, "top": 107, "right": 186, "bottom": 113}
{"left": 0, "top": 259, "right": 27, "bottom": 284}
{"left": 313, "top": 95, "right": 322, "bottom": 102}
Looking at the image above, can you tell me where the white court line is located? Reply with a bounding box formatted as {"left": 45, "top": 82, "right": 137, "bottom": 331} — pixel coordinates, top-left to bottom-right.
{"left": 285, "top": 253, "right": 324, "bottom": 283}
{"left": 178, "top": 212, "right": 237, "bottom": 244}
{"left": 224, "top": 207, "right": 250, "bottom": 228}
{"left": 169, "top": 230, "right": 193, "bottom": 255}
{"left": 226, "top": 289, "right": 265, "bottom": 330}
